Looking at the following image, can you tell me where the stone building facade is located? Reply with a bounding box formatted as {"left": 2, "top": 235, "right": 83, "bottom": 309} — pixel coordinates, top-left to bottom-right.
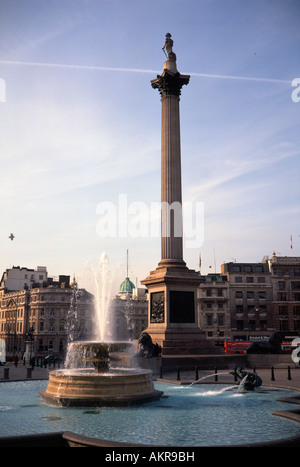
{"left": 220, "top": 261, "right": 274, "bottom": 341}
{"left": 0, "top": 266, "right": 94, "bottom": 362}
{"left": 268, "top": 253, "right": 300, "bottom": 335}
{"left": 198, "top": 274, "right": 231, "bottom": 344}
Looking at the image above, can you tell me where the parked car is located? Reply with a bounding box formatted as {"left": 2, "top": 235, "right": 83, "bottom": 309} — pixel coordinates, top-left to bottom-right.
{"left": 44, "top": 355, "right": 61, "bottom": 364}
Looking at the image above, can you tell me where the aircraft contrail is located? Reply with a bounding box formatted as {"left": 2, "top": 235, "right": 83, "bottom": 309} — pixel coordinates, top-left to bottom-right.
{"left": 0, "top": 59, "right": 291, "bottom": 84}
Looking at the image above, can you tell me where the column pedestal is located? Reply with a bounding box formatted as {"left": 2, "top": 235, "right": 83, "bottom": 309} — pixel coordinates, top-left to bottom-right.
{"left": 142, "top": 265, "right": 217, "bottom": 355}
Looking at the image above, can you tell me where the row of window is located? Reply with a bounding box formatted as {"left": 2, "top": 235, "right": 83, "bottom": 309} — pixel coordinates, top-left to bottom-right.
{"left": 278, "top": 306, "right": 300, "bottom": 316}
{"left": 0, "top": 309, "right": 25, "bottom": 318}
{"left": 205, "top": 303, "right": 224, "bottom": 309}
{"left": 1, "top": 322, "right": 23, "bottom": 332}
{"left": 273, "top": 268, "right": 300, "bottom": 276}
{"left": 206, "top": 314, "right": 225, "bottom": 326}
{"left": 232, "top": 265, "right": 264, "bottom": 273}
{"left": 277, "top": 292, "right": 300, "bottom": 301}
{"left": 236, "top": 305, "right": 267, "bottom": 313}
{"left": 234, "top": 276, "right": 266, "bottom": 283}
{"left": 235, "top": 291, "right": 267, "bottom": 299}
{"left": 0, "top": 319, "right": 76, "bottom": 333}
{"left": 235, "top": 320, "right": 267, "bottom": 331}
{"left": 278, "top": 281, "right": 300, "bottom": 289}
{"left": 280, "top": 320, "right": 300, "bottom": 332}
{"left": 32, "top": 294, "right": 68, "bottom": 302}
{"left": 205, "top": 289, "right": 224, "bottom": 297}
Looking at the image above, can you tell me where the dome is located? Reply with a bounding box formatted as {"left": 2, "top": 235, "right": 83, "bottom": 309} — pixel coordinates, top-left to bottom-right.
{"left": 119, "top": 277, "right": 135, "bottom": 293}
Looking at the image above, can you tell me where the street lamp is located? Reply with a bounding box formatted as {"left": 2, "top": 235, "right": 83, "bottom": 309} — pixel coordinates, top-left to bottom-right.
{"left": 25, "top": 326, "right": 34, "bottom": 365}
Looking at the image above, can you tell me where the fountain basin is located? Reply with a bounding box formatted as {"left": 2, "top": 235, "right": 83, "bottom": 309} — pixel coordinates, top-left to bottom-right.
{"left": 40, "top": 368, "right": 163, "bottom": 407}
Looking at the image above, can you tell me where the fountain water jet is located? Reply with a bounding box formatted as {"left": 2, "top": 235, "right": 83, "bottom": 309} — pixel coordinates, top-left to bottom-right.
{"left": 40, "top": 253, "right": 163, "bottom": 407}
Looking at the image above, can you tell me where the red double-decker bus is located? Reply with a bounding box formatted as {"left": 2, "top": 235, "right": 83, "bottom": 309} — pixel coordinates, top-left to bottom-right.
{"left": 224, "top": 340, "right": 294, "bottom": 354}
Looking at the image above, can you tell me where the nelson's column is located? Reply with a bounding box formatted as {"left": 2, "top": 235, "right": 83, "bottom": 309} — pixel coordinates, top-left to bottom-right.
{"left": 141, "top": 34, "right": 215, "bottom": 355}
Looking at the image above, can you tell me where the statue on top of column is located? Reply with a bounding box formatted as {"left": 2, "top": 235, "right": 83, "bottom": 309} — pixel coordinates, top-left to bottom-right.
{"left": 162, "top": 33, "right": 176, "bottom": 61}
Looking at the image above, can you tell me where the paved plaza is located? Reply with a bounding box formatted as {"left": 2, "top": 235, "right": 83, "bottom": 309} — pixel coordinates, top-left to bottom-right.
{"left": 1, "top": 361, "right": 300, "bottom": 392}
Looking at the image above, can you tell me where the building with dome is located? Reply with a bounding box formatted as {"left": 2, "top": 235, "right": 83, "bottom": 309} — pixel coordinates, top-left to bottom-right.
{"left": 118, "top": 277, "right": 136, "bottom": 299}
{"left": 110, "top": 275, "right": 148, "bottom": 341}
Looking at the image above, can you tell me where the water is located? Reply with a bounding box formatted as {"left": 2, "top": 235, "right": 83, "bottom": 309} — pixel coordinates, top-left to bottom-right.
{"left": 64, "top": 253, "right": 120, "bottom": 369}
{"left": 0, "top": 381, "right": 299, "bottom": 446}
{"left": 88, "top": 252, "right": 114, "bottom": 342}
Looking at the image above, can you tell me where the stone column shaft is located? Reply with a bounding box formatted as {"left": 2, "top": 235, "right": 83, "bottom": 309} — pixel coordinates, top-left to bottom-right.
{"left": 161, "top": 94, "right": 183, "bottom": 262}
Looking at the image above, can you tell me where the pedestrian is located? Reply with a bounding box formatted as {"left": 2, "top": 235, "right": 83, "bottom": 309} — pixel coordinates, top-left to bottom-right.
{"left": 14, "top": 354, "right": 19, "bottom": 367}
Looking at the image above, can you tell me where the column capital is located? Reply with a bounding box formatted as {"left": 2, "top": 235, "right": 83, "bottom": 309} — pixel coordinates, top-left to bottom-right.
{"left": 151, "top": 71, "right": 190, "bottom": 98}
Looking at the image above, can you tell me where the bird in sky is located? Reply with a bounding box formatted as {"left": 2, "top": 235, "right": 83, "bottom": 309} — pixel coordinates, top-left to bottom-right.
{"left": 9, "top": 233, "right": 15, "bottom": 241}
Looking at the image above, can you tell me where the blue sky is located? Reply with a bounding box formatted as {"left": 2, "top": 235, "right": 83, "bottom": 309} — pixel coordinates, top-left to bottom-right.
{"left": 0, "top": 0, "right": 299, "bottom": 293}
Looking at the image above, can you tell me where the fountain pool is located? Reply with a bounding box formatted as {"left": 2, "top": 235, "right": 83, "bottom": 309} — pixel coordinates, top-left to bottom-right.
{"left": 1, "top": 380, "right": 300, "bottom": 446}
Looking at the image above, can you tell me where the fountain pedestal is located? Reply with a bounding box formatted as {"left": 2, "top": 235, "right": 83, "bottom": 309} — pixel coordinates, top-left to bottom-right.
{"left": 40, "top": 342, "right": 163, "bottom": 407}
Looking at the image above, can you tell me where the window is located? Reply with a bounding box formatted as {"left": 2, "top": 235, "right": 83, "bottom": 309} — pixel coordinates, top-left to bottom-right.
{"left": 278, "top": 292, "right": 287, "bottom": 301}
{"left": 235, "top": 277, "right": 242, "bottom": 283}
{"left": 278, "top": 281, "right": 285, "bottom": 290}
{"left": 274, "top": 268, "right": 283, "bottom": 276}
{"left": 206, "top": 315, "right": 213, "bottom": 326}
{"left": 235, "top": 291, "right": 243, "bottom": 298}
{"left": 294, "top": 320, "right": 300, "bottom": 332}
{"left": 258, "top": 277, "right": 265, "bottom": 283}
{"left": 217, "top": 289, "right": 223, "bottom": 297}
{"left": 255, "top": 266, "right": 263, "bottom": 273}
{"left": 260, "top": 320, "right": 267, "bottom": 330}
{"left": 247, "top": 291, "right": 254, "bottom": 299}
{"left": 233, "top": 266, "right": 241, "bottom": 272}
{"left": 217, "top": 315, "right": 224, "bottom": 326}
{"left": 206, "top": 289, "right": 212, "bottom": 297}
{"left": 244, "top": 266, "right": 252, "bottom": 273}
{"left": 246, "top": 277, "right": 254, "bottom": 283}
{"left": 279, "top": 306, "right": 288, "bottom": 316}
{"left": 258, "top": 291, "right": 266, "bottom": 299}
{"left": 236, "top": 305, "right": 243, "bottom": 313}
{"left": 293, "top": 306, "right": 300, "bottom": 316}
{"left": 289, "top": 269, "right": 300, "bottom": 276}
{"left": 280, "top": 320, "right": 288, "bottom": 332}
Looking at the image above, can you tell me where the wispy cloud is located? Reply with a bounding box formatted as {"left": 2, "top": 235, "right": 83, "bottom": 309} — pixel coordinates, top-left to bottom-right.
{"left": 188, "top": 72, "right": 291, "bottom": 85}
{"left": 185, "top": 141, "right": 300, "bottom": 202}
{"left": 0, "top": 60, "right": 292, "bottom": 84}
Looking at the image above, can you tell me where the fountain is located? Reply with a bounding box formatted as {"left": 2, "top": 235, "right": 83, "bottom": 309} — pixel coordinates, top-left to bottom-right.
{"left": 40, "top": 253, "right": 163, "bottom": 407}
